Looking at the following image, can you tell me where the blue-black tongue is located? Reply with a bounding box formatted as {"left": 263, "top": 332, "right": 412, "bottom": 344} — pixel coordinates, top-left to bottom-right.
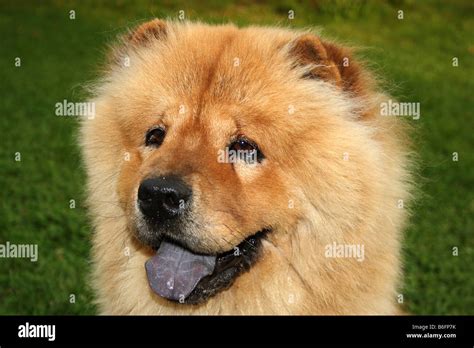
{"left": 145, "top": 241, "right": 216, "bottom": 301}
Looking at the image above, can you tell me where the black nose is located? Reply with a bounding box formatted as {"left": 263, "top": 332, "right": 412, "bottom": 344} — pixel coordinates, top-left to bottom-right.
{"left": 138, "top": 176, "right": 192, "bottom": 220}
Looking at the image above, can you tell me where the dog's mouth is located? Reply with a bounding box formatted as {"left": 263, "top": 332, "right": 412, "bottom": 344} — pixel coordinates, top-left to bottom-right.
{"left": 145, "top": 230, "right": 267, "bottom": 304}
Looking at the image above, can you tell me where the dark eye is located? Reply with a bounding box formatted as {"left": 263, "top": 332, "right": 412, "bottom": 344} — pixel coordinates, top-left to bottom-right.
{"left": 145, "top": 127, "right": 166, "bottom": 147}
{"left": 228, "top": 137, "right": 264, "bottom": 164}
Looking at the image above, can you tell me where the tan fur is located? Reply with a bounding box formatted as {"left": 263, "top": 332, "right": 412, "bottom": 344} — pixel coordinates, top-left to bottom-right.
{"left": 80, "top": 20, "right": 412, "bottom": 315}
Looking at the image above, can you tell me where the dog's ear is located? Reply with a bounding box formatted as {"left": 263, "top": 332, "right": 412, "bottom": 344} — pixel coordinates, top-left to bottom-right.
{"left": 288, "top": 34, "right": 343, "bottom": 87}
{"left": 108, "top": 19, "right": 168, "bottom": 67}
{"left": 288, "top": 34, "right": 365, "bottom": 96}
{"left": 127, "top": 19, "right": 167, "bottom": 46}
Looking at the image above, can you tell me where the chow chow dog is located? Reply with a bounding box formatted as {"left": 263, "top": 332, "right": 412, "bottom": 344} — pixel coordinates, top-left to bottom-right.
{"left": 80, "top": 19, "right": 412, "bottom": 314}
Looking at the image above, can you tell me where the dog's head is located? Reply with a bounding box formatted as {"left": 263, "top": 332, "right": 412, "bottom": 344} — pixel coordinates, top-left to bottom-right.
{"left": 82, "top": 20, "right": 383, "bottom": 305}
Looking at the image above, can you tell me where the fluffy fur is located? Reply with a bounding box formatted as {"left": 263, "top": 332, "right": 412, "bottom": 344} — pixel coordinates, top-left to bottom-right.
{"left": 80, "top": 20, "right": 412, "bottom": 314}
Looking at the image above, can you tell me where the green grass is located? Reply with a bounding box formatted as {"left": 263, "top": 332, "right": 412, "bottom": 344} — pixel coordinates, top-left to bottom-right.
{"left": 0, "top": 0, "right": 472, "bottom": 315}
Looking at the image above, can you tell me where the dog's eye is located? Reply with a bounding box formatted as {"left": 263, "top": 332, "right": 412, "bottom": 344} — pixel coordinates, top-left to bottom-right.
{"left": 231, "top": 139, "right": 255, "bottom": 152}
{"left": 228, "top": 137, "right": 264, "bottom": 164}
{"left": 145, "top": 127, "right": 166, "bottom": 147}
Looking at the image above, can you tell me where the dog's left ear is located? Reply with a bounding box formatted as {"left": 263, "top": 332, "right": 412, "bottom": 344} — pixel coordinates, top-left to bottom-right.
{"left": 288, "top": 34, "right": 365, "bottom": 95}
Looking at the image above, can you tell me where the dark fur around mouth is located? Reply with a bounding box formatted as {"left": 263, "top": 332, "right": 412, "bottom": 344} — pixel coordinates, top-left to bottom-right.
{"left": 179, "top": 230, "right": 268, "bottom": 305}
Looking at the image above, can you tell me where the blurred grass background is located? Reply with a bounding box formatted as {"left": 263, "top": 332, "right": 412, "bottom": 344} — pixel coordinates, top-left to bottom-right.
{"left": 0, "top": 0, "right": 472, "bottom": 315}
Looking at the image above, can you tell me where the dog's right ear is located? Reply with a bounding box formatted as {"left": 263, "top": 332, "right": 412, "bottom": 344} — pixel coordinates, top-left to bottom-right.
{"left": 108, "top": 19, "right": 168, "bottom": 67}
{"left": 127, "top": 19, "right": 167, "bottom": 46}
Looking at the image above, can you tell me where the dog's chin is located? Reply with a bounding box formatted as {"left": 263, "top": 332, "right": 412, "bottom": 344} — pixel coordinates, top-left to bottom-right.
{"left": 137, "top": 225, "right": 268, "bottom": 305}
